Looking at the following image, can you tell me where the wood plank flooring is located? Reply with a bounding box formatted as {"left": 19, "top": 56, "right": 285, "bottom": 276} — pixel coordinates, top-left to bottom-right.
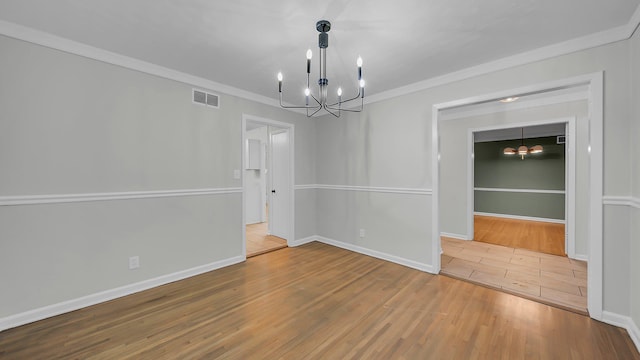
{"left": 1, "top": 242, "right": 637, "bottom": 359}
{"left": 475, "top": 215, "right": 565, "bottom": 256}
{"left": 441, "top": 237, "right": 588, "bottom": 314}
{"left": 246, "top": 222, "right": 287, "bottom": 258}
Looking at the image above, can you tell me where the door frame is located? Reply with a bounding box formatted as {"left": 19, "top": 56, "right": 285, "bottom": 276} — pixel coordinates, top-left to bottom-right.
{"left": 241, "top": 114, "right": 295, "bottom": 257}
{"left": 465, "top": 117, "right": 577, "bottom": 259}
{"left": 431, "top": 72, "right": 604, "bottom": 320}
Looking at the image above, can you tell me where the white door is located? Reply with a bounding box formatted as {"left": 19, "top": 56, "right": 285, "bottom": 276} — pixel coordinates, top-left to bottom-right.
{"left": 269, "top": 130, "right": 289, "bottom": 240}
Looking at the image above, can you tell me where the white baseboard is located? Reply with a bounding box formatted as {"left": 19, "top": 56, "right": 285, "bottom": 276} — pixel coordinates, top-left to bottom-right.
{"left": 572, "top": 254, "right": 588, "bottom": 262}
{"left": 440, "top": 232, "right": 470, "bottom": 240}
{"left": 316, "top": 236, "right": 436, "bottom": 274}
{"left": 0, "top": 255, "right": 245, "bottom": 332}
{"left": 290, "top": 236, "right": 317, "bottom": 247}
{"left": 601, "top": 311, "right": 640, "bottom": 353}
{"left": 474, "top": 212, "right": 565, "bottom": 224}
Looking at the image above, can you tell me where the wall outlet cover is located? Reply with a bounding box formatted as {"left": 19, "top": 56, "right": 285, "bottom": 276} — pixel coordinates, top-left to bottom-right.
{"left": 129, "top": 256, "right": 140, "bottom": 269}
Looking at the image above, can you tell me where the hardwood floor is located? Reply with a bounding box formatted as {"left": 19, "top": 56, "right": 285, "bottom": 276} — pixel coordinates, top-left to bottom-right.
{"left": 475, "top": 215, "right": 565, "bottom": 256}
{"left": 441, "top": 237, "right": 588, "bottom": 314}
{"left": 246, "top": 222, "right": 287, "bottom": 258}
{"left": 1, "top": 243, "right": 637, "bottom": 359}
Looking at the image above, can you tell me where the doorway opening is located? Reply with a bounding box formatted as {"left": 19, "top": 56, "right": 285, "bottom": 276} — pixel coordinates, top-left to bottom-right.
{"left": 242, "top": 115, "right": 294, "bottom": 258}
{"left": 432, "top": 73, "right": 604, "bottom": 318}
{"left": 440, "top": 118, "right": 587, "bottom": 313}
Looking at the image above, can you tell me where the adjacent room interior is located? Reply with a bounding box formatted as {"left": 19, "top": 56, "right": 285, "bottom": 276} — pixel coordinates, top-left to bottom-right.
{"left": 439, "top": 112, "right": 588, "bottom": 313}
{"left": 244, "top": 122, "right": 288, "bottom": 257}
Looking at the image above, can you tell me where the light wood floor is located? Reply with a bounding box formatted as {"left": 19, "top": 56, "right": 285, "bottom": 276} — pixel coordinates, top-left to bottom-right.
{"left": 246, "top": 221, "right": 287, "bottom": 258}
{"left": 441, "top": 237, "right": 588, "bottom": 314}
{"left": 475, "top": 215, "right": 565, "bottom": 256}
{"left": 1, "top": 243, "right": 637, "bottom": 359}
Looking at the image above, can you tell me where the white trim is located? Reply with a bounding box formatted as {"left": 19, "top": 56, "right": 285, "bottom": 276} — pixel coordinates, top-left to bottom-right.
{"left": 433, "top": 72, "right": 604, "bottom": 320}
{"left": 603, "top": 196, "right": 640, "bottom": 209}
{"left": 0, "top": 255, "right": 244, "bottom": 332}
{"left": 0, "top": 20, "right": 278, "bottom": 109}
{"left": 366, "top": 22, "right": 635, "bottom": 105}
{"left": 316, "top": 236, "right": 435, "bottom": 274}
{"left": 474, "top": 212, "right": 565, "bottom": 224}
{"left": 290, "top": 236, "right": 317, "bottom": 247}
{"left": 294, "top": 184, "right": 318, "bottom": 190}
{"left": 242, "top": 115, "right": 295, "bottom": 250}
{"left": 588, "top": 72, "right": 604, "bottom": 320}
{"left": 573, "top": 254, "right": 588, "bottom": 262}
{"left": 0, "top": 187, "right": 242, "bottom": 206}
{"left": 474, "top": 187, "right": 565, "bottom": 195}
{"left": 302, "top": 184, "right": 433, "bottom": 195}
{"left": 440, "top": 232, "right": 470, "bottom": 241}
{"left": 601, "top": 311, "right": 640, "bottom": 354}
{"left": 440, "top": 90, "right": 588, "bottom": 122}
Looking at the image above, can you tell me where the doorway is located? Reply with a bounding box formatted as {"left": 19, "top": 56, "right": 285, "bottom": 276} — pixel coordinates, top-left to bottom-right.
{"left": 440, "top": 118, "right": 587, "bottom": 313}
{"left": 242, "top": 115, "right": 294, "bottom": 258}
{"left": 431, "top": 72, "right": 604, "bottom": 318}
{"left": 468, "top": 119, "right": 577, "bottom": 258}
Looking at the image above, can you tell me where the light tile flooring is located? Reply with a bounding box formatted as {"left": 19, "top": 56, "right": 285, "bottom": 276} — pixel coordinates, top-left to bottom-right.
{"left": 246, "top": 222, "right": 287, "bottom": 258}
{"left": 441, "top": 237, "right": 588, "bottom": 314}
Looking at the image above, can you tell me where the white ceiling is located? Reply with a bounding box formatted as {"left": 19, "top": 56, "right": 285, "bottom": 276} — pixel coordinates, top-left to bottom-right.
{"left": 0, "top": 0, "right": 638, "bottom": 103}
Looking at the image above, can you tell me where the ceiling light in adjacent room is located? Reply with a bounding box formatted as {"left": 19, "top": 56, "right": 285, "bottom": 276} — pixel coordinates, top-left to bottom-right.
{"left": 503, "top": 128, "right": 543, "bottom": 160}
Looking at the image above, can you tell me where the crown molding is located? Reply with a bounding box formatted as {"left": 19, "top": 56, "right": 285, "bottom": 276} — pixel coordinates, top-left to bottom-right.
{"left": 2, "top": 4, "right": 639, "bottom": 111}
{"left": 366, "top": 12, "right": 640, "bottom": 105}
{"left": 0, "top": 20, "right": 280, "bottom": 109}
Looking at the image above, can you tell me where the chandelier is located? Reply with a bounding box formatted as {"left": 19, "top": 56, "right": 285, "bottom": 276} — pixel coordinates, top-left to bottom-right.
{"left": 503, "top": 128, "right": 543, "bottom": 160}
{"left": 277, "top": 20, "right": 365, "bottom": 117}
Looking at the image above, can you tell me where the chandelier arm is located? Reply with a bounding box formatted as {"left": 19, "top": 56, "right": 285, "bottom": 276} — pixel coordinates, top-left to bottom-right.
{"left": 326, "top": 99, "right": 363, "bottom": 113}
{"left": 279, "top": 97, "right": 322, "bottom": 110}
{"left": 322, "top": 103, "right": 341, "bottom": 117}
{"left": 309, "top": 93, "right": 322, "bottom": 106}
{"left": 326, "top": 91, "right": 362, "bottom": 107}
{"left": 307, "top": 105, "right": 325, "bottom": 117}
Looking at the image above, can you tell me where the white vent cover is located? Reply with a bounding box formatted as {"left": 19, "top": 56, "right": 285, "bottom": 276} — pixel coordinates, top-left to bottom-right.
{"left": 557, "top": 135, "right": 566, "bottom": 144}
{"left": 192, "top": 89, "right": 219, "bottom": 109}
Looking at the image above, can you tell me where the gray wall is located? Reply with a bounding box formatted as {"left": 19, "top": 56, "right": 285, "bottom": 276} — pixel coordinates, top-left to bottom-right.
{"left": 0, "top": 34, "right": 314, "bottom": 319}
{"left": 314, "top": 39, "right": 631, "bottom": 317}
{"left": 474, "top": 136, "right": 565, "bottom": 220}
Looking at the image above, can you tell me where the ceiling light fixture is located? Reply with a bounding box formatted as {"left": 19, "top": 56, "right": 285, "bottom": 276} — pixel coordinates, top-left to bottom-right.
{"left": 503, "top": 128, "right": 543, "bottom": 160}
{"left": 499, "top": 97, "right": 519, "bottom": 103}
{"left": 277, "top": 20, "right": 364, "bottom": 117}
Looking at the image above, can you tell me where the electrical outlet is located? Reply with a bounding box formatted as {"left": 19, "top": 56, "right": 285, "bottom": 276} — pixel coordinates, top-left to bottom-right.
{"left": 129, "top": 256, "right": 140, "bottom": 270}
{"left": 233, "top": 169, "right": 241, "bottom": 179}
{"left": 359, "top": 229, "right": 365, "bottom": 238}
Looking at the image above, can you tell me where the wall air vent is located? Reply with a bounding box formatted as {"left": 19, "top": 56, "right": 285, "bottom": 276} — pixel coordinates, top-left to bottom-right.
{"left": 557, "top": 135, "right": 566, "bottom": 144}
{"left": 192, "top": 89, "right": 220, "bottom": 109}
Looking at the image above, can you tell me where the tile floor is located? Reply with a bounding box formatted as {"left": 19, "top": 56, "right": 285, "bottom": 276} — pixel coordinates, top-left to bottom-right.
{"left": 441, "top": 237, "right": 588, "bottom": 314}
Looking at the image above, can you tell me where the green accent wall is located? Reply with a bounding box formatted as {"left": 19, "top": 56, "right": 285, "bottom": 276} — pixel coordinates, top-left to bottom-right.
{"left": 474, "top": 136, "right": 565, "bottom": 220}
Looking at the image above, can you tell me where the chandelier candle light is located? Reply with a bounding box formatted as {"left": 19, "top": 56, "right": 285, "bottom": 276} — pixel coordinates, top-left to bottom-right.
{"left": 277, "top": 20, "right": 365, "bottom": 117}
{"left": 503, "top": 128, "right": 544, "bottom": 160}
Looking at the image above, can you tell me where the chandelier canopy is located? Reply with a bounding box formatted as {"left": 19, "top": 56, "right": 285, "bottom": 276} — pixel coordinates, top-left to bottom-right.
{"left": 503, "top": 128, "right": 543, "bottom": 160}
{"left": 277, "top": 20, "right": 364, "bottom": 117}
